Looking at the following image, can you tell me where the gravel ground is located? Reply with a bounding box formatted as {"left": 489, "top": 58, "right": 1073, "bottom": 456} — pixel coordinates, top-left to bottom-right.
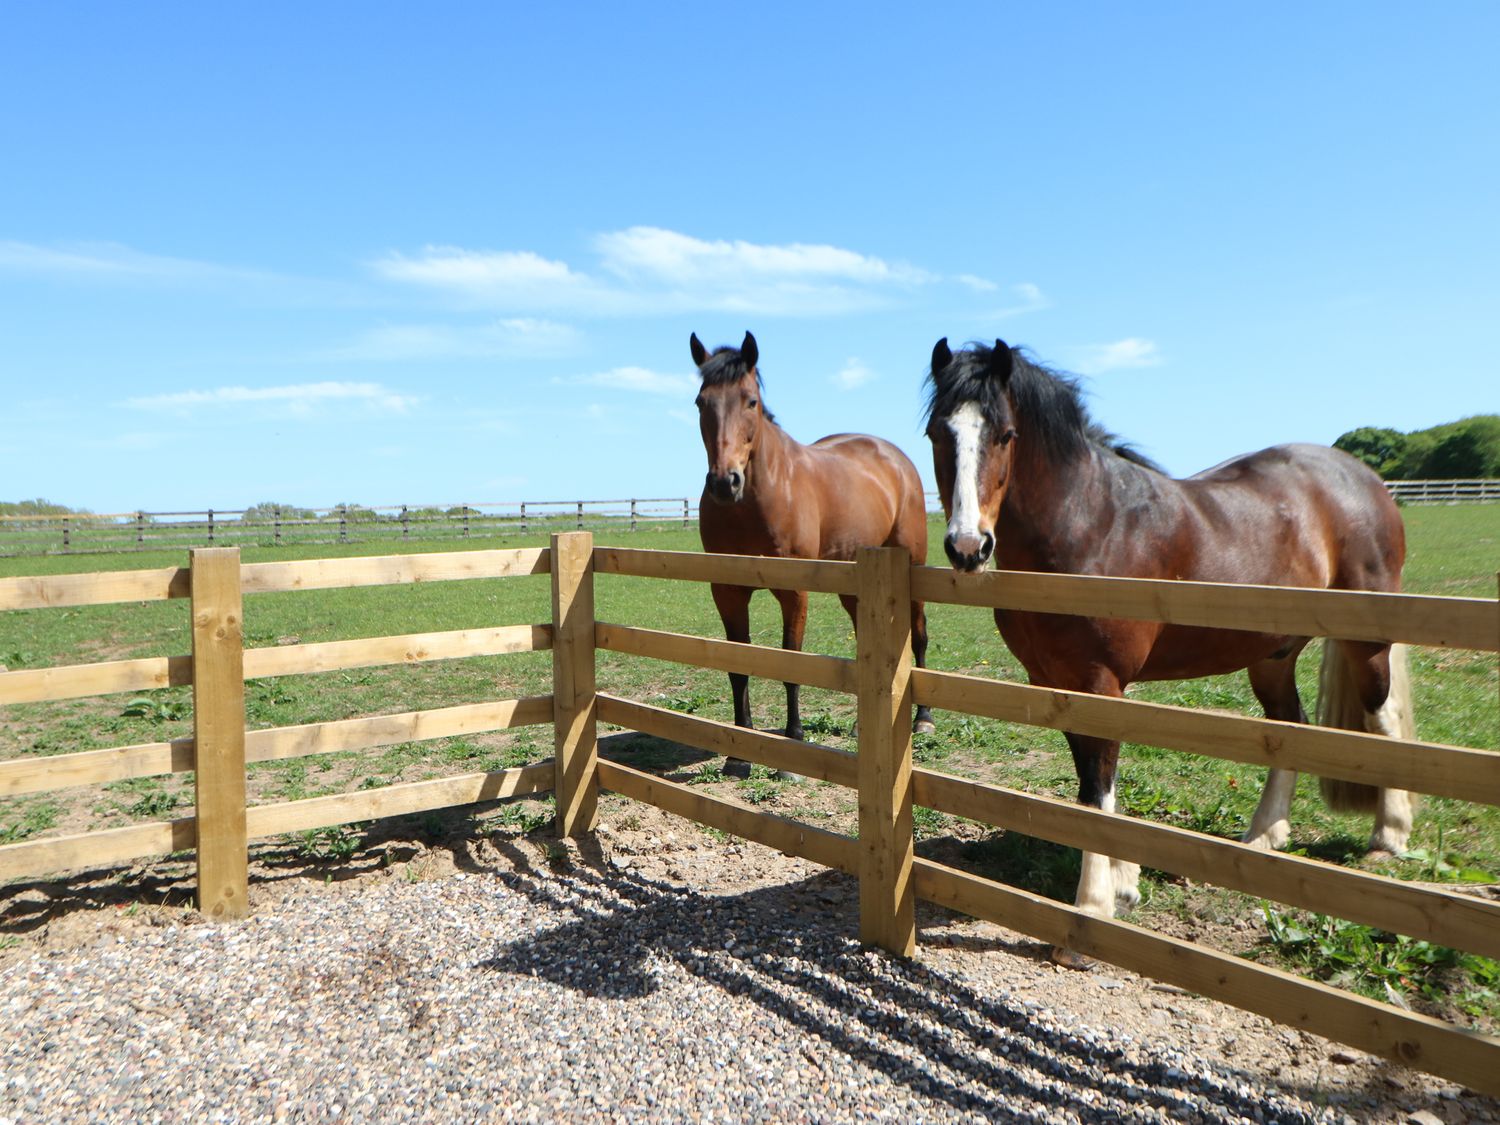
{"left": 1, "top": 821, "right": 1495, "bottom": 1125}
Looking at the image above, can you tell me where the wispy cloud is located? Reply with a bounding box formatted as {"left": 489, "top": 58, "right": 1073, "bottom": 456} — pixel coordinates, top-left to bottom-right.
{"left": 597, "top": 226, "right": 930, "bottom": 287}
{"left": 1070, "top": 337, "right": 1162, "bottom": 375}
{"left": 320, "top": 318, "right": 578, "bottom": 361}
{"left": 373, "top": 247, "right": 592, "bottom": 297}
{"left": 991, "top": 282, "right": 1050, "bottom": 318}
{"left": 375, "top": 227, "right": 937, "bottom": 317}
{"left": 554, "top": 366, "right": 697, "bottom": 396}
{"left": 0, "top": 240, "right": 274, "bottom": 285}
{"left": 956, "top": 273, "right": 999, "bottom": 292}
{"left": 832, "top": 358, "right": 876, "bottom": 391}
{"left": 126, "top": 381, "right": 419, "bottom": 416}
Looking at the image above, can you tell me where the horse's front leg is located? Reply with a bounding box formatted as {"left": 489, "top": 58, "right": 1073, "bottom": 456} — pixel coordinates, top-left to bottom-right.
{"left": 771, "top": 587, "right": 809, "bottom": 741}
{"left": 911, "top": 600, "right": 935, "bottom": 735}
{"left": 711, "top": 583, "right": 755, "bottom": 776}
{"left": 1054, "top": 729, "right": 1138, "bottom": 971}
{"left": 1242, "top": 653, "right": 1307, "bottom": 851}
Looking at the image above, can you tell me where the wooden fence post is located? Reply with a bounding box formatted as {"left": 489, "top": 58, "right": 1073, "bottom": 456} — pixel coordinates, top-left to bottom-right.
{"left": 856, "top": 545, "right": 916, "bottom": 956}
{"left": 552, "top": 532, "right": 598, "bottom": 837}
{"left": 190, "top": 547, "right": 249, "bottom": 920}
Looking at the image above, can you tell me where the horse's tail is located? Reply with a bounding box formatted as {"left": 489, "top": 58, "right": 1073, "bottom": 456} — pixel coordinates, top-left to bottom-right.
{"left": 1316, "top": 640, "right": 1416, "bottom": 812}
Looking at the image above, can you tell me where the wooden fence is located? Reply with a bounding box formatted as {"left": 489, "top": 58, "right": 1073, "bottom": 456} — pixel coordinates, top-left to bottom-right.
{"left": 2, "top": 537, "right": 1499, "bottom": 1093}
{"left": 5, "top": 479, "right": 1492, "bottom": 556}
{"left": 1385, "top": 479, "right": 1500, "bottom": 505}
{"left": 0, "top": 498, "right": 698, "bottom": 556}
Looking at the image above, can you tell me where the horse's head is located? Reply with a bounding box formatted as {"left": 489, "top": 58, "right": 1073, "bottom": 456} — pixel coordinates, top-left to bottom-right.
{"left": 690, "top": 330, "right": 768, "bottom": 505}
{"left": 925, "top": 338, "right": 1017, "bottom": 572}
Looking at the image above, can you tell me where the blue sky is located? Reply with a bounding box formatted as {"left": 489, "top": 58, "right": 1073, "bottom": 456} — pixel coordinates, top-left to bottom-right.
{"left": 2, "top": 3, "right": 1495, "bottom": 514}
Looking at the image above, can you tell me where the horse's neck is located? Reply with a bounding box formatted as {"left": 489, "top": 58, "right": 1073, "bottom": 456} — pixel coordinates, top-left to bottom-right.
{"left": 745, "top": 419, "right": 801, "bottom": 506}
{"left": 999, "top": 443, "right": 1131, "bottom": 572}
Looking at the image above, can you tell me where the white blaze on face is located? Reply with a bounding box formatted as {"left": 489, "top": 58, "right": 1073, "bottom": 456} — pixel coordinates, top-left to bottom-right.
{"left": 945, "top": 401, "right": 987, "bottom": 546}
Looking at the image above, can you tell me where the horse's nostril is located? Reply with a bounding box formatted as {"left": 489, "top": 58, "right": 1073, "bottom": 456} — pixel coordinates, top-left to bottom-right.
{"left": 979, "top": 531, "right": 995, "bottom": 560}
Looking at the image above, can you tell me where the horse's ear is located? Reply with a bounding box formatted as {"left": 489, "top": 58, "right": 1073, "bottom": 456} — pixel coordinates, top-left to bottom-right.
{"left": 740, "top": 331, "right": 758, "bottom": 371}
{"left": 690, "top": 332, "right": 709, "bottom": 369}
{"left": 931, "top": 337, "right": 952, "bottom": 374}
{"left": 991, "top": 339, "right": 1013, "bottom": 386}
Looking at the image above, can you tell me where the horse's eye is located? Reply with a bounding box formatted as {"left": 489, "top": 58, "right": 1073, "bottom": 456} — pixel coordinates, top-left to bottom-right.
{"left": 694, "top": 396, "right": 705, "bottom": 409}
{"left": 1000, "top": 428, "right": 1018, "bottom": 446}
{"left": 747, "top": 398, "right": 758, "bottom": 409}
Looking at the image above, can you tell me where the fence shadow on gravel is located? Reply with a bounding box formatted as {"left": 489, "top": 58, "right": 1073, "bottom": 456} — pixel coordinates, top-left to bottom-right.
{"left": 478, "top": 838, "right": 1355, "bottom": 1125}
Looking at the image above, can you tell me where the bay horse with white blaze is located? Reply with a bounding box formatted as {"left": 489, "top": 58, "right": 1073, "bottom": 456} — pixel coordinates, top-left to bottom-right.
{"left": 924, "top": 338, "right": 1414, "bottom": 949}
{"left": 692, "top": 331, "right": 934, "bottom": 773}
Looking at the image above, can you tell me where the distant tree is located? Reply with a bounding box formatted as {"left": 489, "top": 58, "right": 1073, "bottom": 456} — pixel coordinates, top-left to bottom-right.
{"left": 334, "top": 502, "right": 380, "bottom": 523}
{"left": 242, "top": 501, "right": 316, "bottom": 522}
{"left": 0, "top": 498, "right": 85, "bottom": 517}
{"left": 1333, "top": 427, "right": 1407, "bottom": 476}
{"left": 1334, "top": 415, "right": 1500, "bottom": 479}
{"left": 1424, "top": 416, "right": 1500, "bottom": 478}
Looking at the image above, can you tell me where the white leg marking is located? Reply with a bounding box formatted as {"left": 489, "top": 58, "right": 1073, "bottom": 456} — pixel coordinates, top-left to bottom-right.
{"left": 1243, "top": 768, "right": 1297, "bottom": 850}
{"left": 1076, "top": 786, "right": 1137, "bottom": 918}
{"left": 1367, "top": 649, "right": 1415, "bottom": 853}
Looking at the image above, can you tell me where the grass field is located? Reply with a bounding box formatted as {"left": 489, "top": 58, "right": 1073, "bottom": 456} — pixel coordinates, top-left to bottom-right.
{"left": 2, "top": 504, "right": 1497, "bottom": 1022}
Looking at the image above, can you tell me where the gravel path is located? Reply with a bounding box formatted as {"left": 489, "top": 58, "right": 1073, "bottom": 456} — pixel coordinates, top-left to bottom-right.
{"left": 0, "top": 829, "right": 1493, "bottom": 1125}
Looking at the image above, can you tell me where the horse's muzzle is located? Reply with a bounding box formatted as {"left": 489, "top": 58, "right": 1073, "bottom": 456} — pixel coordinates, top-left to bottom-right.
{"left": 944, "top": 529, "right": 994, "bottom": 572}
{"left": 706, "top": 470, "right": 745, "bottom": 504}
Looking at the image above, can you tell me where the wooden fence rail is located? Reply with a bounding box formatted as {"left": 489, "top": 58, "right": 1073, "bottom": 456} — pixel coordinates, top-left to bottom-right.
{"left": 2, "top": 538, "right": 1498, "bottom": 1093}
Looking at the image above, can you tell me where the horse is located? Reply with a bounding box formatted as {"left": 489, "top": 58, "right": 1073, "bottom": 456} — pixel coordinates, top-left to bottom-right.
{"left": 923, "top": 337, "right": 1415, "bottom": 956}
{"left": 691, "top": 331, "right": 935, "bottom": 774}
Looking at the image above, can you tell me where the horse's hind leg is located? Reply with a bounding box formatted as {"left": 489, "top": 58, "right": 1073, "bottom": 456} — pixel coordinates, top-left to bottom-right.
{"left": 911, "top": 601, "right": 935, "bottom": 734}
{"left": 1242, "top": 650, "right": 1308, "bottom": 851}
{"left": 1322, "top": 640, "right": 1415, "bottom": 855}
{"left": 711, "top": 582, "right": 755, "bottom": 777}
{"left": 839, "top": 592, "right": 935, "bottom": 735}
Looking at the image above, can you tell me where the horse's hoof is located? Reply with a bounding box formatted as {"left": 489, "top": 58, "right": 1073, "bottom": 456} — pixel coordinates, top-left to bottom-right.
{"left": 1050, "top": 945, "right": 1095, "bottom": 971}
{"left": 773, "top": 769, "right": 800, "bottom": 783}
{"left": 783, "top": 726, "right": 805, "bottom": 742}
{"left": 722, "top": 758, "right": 751, "bottom": 779}
{"left": 914, "top": 719, "right": 936, "bottom": 735}
{"left": 1240, "top": 827, "right": 1288, "bottom": 852}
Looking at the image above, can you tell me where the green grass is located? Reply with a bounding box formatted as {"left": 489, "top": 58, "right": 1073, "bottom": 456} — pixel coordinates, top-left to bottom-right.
{"left": 2, "top": 505, "right": 1496, "bottom": 1021}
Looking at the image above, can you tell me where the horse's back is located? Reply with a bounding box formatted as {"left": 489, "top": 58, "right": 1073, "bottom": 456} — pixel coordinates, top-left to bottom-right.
{"left": 802, "top": 433, "right": 928, "bottom": 561}
{"left": 1181, "top": 443, "right": 1404, "bottom": 592}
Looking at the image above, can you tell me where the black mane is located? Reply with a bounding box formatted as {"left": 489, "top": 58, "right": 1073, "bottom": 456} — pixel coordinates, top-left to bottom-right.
{"left": 698, "top": 346, "right": 775, "bottom": 423}
{"left": 925, "top": 342, "right": 1162, "bottom": 473}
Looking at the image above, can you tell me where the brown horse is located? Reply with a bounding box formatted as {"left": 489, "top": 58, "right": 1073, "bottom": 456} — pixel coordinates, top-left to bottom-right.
{"left": 924, "top": 338, "right": 1415, "bottom": 944}
{"left": 691, "top": 331, "right": 934, "bottom": 772}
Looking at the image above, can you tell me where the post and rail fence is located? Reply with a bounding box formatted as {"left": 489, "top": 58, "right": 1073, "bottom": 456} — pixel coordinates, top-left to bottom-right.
{"left": 1, "top": 538, "right": 1499, "bottom": 1092}
{"left": 4, "top": 479, "right": 1494, "bottom": 557}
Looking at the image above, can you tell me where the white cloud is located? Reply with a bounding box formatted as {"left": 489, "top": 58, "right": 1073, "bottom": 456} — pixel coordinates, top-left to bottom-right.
{"left": 596, "top": 226, "right": 928, "bottom": 286}
{"left": 0, "top": 240, "right": 274, "bottom": 284}
{"left": 371, "top": 244, "right": 629, "bottom": 313}
{"left": 374, "top": 247, "right": 586, "bottom": 290}
{"left": 956, "top": 273, "right": 999, "bottom": 292}
{"left": 375, "top": 227, "right": 937, "bottom": 317}
{"left": 126, "top": 381, "right": 419, "bottom": 415}
{"left": 322, "top": 318, "right": 578, "bottom": 361}
{"left": 832, "top": 358, "right": 876, "bottom": 391}
{"left": 1071, "top": 338, "right": 1162, "bottom": 375}
{"left": 991, "top": 282, "right": 1050, "bottom": 318}
{"left": 555, "top": 366, "right": 697, "bottom": 396}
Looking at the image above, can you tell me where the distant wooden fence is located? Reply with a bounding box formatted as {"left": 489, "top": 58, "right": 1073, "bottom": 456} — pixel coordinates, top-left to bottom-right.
{"left": 2, "top": 538, "right": 1499, "bottom": 1093}
{"left": 0, "top": 498, "right": 698, "bottom": 557}
{"left": 1385, "top": 479, "right": 1500, "bottom": 505}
